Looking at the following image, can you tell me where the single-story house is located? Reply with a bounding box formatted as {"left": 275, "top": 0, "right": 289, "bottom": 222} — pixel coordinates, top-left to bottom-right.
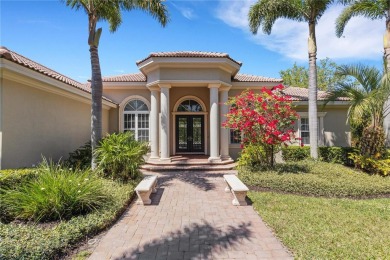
{"left": 0, "top": 47, "right": 351, "bottom": 169}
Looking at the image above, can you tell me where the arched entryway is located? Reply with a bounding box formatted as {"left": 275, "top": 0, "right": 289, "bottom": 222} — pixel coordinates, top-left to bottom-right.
{"left": 173, "top": 96, "right": 208, "bottom": 155}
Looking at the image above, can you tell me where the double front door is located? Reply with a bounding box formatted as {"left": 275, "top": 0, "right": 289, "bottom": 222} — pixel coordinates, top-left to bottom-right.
{"left": 176, "top": 115, "right": 204, "bottom": 153}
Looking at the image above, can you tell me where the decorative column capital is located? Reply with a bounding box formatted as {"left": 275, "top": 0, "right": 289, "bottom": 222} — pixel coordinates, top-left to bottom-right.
{"left": 147, "top": 85, "right": 160, "bottom": 92}
{"left": 219, "top": 86, "right": 231, "bottom": 92}
{"left": 158, "top": 83, "right": 171, "bottom": 89}
{"left": 208, "top": 83, "right": 221, "bottom": 89}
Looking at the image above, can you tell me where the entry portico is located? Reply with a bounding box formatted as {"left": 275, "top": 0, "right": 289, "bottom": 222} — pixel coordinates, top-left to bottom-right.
{"left": 101, "top": 52, "right": 283, "bottom": 162}
{"left": 119, "top": 51, "right": 277, "bottom": 162}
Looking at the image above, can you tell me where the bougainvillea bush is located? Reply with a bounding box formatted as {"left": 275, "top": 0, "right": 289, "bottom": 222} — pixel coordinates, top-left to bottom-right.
{"left": 223, "top": 85, "right": 299, "bottom": 167}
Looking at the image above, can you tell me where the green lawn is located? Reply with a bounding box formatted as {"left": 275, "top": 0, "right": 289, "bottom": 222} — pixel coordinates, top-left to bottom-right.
{"left": 239, "top": 160, "right": 390, "bottom": 198}
{"left": 249, "top": 192, "right": 390, "bottom": 259}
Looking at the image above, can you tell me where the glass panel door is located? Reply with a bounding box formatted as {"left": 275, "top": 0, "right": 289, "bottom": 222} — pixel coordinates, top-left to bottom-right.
{"left": 176, "top": 115, "right": 204, "bottom": 153}
{"left": 177, "top": 117, "right": 188, "bottom": 150}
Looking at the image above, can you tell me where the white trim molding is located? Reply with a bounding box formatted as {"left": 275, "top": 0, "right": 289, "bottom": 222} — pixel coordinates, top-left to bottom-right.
{"left": 119, "top": 95, "right": 151, "bottom": 133}
{"left": 297, "top": 112, "right": 327, "bottom": 146}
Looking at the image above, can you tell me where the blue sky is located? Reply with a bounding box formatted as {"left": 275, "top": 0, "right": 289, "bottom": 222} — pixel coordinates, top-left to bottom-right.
{"left": 1, "top": 0, "right": 385, "bottom": 82}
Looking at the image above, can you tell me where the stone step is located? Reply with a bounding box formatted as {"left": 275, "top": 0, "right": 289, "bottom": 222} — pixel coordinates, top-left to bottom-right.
{"left": 140, "top": 162, "right": 237, "bottom": 172}
{"left": 145, "top": 157, "right": 235, "bottom": 166}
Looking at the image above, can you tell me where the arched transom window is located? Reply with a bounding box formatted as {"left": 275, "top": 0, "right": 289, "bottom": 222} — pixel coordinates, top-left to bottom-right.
{"left": 177, "top": 100, "right": 203, "bottom": 112}
{"left": 123, "top": 99, "right": 149, "bottom": 141}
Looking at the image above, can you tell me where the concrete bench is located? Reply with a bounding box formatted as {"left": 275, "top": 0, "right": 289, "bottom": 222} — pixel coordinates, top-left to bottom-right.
{"left": 223, "top": 174, "right": 249, "bottom": 206}
{"left": 135, "top": 175, "right": 158, "bottom": 205}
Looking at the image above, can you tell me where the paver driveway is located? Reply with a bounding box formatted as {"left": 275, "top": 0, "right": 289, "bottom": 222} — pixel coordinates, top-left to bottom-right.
{"left": 89, "top": 171, "right": 293, "bottom": 260}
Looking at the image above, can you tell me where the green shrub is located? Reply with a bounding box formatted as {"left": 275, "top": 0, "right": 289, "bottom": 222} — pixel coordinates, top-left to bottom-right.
{"left": 0, "top": 168, "right": 38, "bottom": 189}
{"left": 0, "top": 160, "right": 112, "bottom": 222}
{"left": 65, "top": 141, "right": 92, "bottom": 170}
{"left": 282, "top": 146, "right": 356, "bottom": 166}
{"left": 281, "top": 146, "right": 310, "bottom": 161}
{"left": 0, "top": 169, "right": 39, "bottom": 222}
{"left": 349, "top": 153, "right": 390, "bottom": 176}
{"left": 318, "top": 146, "right": 356, "bottom": 166}
{"left": 238, "top": 144, "right": 268, "bottom": 170}
{"left": 239, "top": 160, "right": 390, "bottom": 198}
{"left": 95, "top": 132, "right": 149, "bottom": 181}
{"left": 0, "top": 179, "right": 138, "bottom": 260}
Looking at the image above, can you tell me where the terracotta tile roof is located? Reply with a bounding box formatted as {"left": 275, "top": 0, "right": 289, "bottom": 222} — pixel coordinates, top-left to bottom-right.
{"left": 233, "top": 73, "right": 283, "bottom": 83}
{"left": 136, "top": 51, "right": 242, "bottom": 66}
{"left": 283, "top": 86, "right": 350, "bottom": 101}
{"left": 102, "top": 73, "right": 146, "bottom": 82}
{"left": 0, "top": 46, "right": 116, "bottom": 104}
{"left": 0, "top": 46, "right": 90, "bottom": 92}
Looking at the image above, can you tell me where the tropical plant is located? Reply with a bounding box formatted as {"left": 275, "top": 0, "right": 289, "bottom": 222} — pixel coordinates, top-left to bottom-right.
{"left": 64, "top": 0, "right": 169, "bottom": 169}
{"left": 0, "top": 159, "right": 110, "bottom": 222}
{"left": 223, "top": 85, "right": 299, "bottom": 168}
{"left": 249, "top": 0, "right": 336, "bottom": 159}
{"left": 326, "top": 64, "right": 390, "bottom": 157}
{"left": 66, "top": 140, "right": 92, "bottom": 169}
{"left": 94, "top": 132, "right": 149, "bottom": 181}
{"left": 336, "top": 0, "right": 390, "bottom": 71}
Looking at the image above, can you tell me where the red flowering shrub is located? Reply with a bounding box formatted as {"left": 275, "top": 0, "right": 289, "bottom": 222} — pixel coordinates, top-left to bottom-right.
{"left": 223, "top": 85, "right": 299, "bottom": 167}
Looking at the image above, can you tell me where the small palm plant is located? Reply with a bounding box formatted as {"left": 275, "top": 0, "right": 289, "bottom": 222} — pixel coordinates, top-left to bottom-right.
{"left": 94, "top": 132, "right": 149, "bottom": 181}
{"left": 327, "top": 64, "right": 390, "bottom": 158}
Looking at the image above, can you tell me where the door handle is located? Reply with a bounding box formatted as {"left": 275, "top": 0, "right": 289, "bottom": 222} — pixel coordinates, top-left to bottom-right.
{"left": 187, "top": 137, "right": 193, "bottom": 141}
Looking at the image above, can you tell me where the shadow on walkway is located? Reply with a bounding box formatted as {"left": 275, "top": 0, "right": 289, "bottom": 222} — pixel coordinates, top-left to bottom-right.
{"left": 113, "top": 221, "right": 252, "bottom": 260}
{"left": 156, "top": 171, "right": 225, "bottom": 191}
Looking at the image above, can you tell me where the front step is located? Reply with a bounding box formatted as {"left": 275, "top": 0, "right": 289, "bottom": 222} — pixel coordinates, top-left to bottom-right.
{"left": 140, "top": 162, "right": 237, "bottom": 172}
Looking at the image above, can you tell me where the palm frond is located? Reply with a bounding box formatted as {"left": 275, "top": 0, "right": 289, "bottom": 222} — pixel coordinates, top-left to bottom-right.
{"left": 248, "top": 0, "right": 304, "bottom": 35}
{"left": 335, "top": 64, "right": 381, "bottom": 93}
{"left": 336, "top": 0, "right": 386, "bottom": 37}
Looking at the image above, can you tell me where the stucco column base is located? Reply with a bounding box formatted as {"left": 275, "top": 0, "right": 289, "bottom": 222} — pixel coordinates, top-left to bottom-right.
{"left": 208, "top": 156, "right": 222, "bottom": 163}
{"left": 159, "top": 157, "right": 171, "bottom": 162}
{"left": 220, "top": 155, "right": 232, "bottom": 161}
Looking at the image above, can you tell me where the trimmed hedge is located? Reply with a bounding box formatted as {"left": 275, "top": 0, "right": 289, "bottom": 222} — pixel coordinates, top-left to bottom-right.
{"left": 0, "top": 179, "right": 139, "bottom": 260}
{"left": 282, "top": 146, "right": 357, "bottom": 166}
{"left": 239, "top": 160, "right": 390, "bottom": 198}
{"left": 0, "top": 169, "right": 38, "bottom": 189}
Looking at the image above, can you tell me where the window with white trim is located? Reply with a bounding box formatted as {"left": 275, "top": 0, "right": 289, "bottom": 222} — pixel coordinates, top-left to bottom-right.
{"left": 123, "top": 99, "right": 149, "bottom": 142}
{"left": 300, "top": 117, "right": 320, "bottom": 145}
{"left": 230, "top": 129, "right": 242, "bottom": 144}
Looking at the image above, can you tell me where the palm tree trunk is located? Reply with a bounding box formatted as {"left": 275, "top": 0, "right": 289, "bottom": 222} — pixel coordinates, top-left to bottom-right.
{"left": 89, "top": 45, "right": 103, "bottom": 169}
{"left": 308, "top": 21, "right": 319, "bottom": 159}
{"left": 385, "top": 12, "right": 390, "bottom": 72}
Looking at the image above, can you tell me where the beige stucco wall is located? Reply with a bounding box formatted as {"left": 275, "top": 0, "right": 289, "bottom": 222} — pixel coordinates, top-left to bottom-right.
{"left": 146, "top": 68, "right": 231, "bottom": 84}
{"left": 2, "top": 78, "right": 110, "bottom": 169}
{"left": 295, "top": 105, "right": 351, "bottom": 147}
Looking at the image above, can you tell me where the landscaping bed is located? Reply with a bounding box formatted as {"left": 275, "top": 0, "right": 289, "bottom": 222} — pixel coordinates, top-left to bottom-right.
{"left": 249, "top": 192, "right": 390, "bottom": 259}
{"left": 239, "top": 160, "right": 390, "bottom": 198}
{"left": 0, "top": 169, "right": 139, "bottom": 260}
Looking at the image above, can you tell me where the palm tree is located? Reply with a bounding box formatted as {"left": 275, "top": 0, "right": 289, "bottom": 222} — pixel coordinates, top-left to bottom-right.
{"left": 336, "top": 0, "right": 390, "bottom": 71}
{"left": 64, "top": 0, "right": 169, "bottom": 169}
{"left": 327, "top": 64, "right": 390, "bottom": 156}
{"left": 248, "top": 0, "right": 336, "bottom": 159}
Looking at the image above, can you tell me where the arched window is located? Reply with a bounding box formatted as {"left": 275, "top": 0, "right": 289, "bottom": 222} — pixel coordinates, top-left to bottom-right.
{"left": 123, "top": 99, "right": 149, "bottom": 141}
{"left": 177, "top": 100, "right": 203, "bottom": 112}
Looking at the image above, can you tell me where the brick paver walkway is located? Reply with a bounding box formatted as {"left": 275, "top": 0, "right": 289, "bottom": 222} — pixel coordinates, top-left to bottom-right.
{"left": 89, "top": 171, "right": 293, "bottom": 260}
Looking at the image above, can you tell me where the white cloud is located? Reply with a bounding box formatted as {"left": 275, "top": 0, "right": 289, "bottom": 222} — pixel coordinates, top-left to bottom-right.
{"left": 171, "top": 2, "right": 197, "bottom": 20}
{"left": 216, "top": 1, "right": 384, "bottom": 61}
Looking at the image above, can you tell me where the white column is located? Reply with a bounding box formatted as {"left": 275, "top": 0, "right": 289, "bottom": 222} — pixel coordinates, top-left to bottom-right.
{"left": 208, "top": 84, "right": 221, "bottom": 162}
{"left": 220, "top": 87, "right": 231, "bottom": 160}
{"left": 149, "top": 87, "right": 159, "bottom": 160}
{"left": 159, "top": 84, "right": 171, "bottom": 161}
